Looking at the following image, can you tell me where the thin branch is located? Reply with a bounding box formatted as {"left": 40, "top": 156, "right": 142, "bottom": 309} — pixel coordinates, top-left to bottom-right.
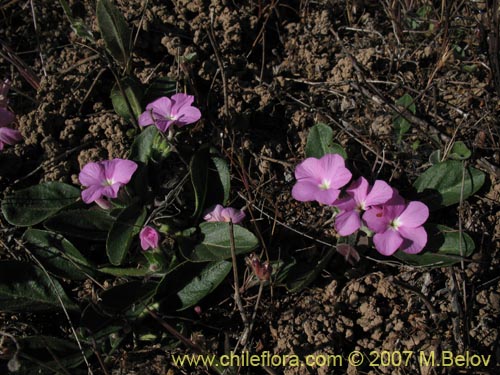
{"left": 229, "top": 221, "right": 248, "bottom": 326}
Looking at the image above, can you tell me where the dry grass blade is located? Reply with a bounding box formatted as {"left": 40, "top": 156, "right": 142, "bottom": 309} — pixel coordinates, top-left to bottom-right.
{"left": 0, "top": 40, "right": 40, "bottom": 90}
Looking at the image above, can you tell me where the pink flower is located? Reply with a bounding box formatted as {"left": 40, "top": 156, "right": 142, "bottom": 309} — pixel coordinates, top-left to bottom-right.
{"left": 363, "top": 193, "right": 429, "bottom": 256}
{"left": 203, "top": 204, "right": 246, "bottom": 224}
{"left": 0, "top": 119, "right": 22, "bottom": 151}
{"left": 138, "top": 93, "right": 201, "bottom": 132}
{"left": 139, "top": 226, "right": 159, "bottom": 251}
{"left": 292, "top": 154, "right": 352, "bottom": 205}
{"left": 334, "top": 177, "right": 393, "bottom": 236}
{"left": 0, "top": 79, "right": 22, "bottom": 150}
{"left": 78, "top": 159, "right": 138, "bottom": 206}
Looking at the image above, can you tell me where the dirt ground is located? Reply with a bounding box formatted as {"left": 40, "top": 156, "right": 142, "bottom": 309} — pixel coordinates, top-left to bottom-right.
{"left": 1, "top": 0, "right": 499, "bottom": 374}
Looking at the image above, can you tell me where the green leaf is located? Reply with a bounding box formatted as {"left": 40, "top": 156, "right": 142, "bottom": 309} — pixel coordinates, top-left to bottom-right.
{"left": 110, "top": 77, "right": 144, "bottom": 121}
{"left": 286, "top": 248, "right": 336, "bottom": 292}
{"left": 106, "top": 203, "right": 147, "bottom": 265}
{"left": 413, "top": 160, "right": 485, "bottom": 209}
{"left": 448, "top": 141, "right": 471, "bottom": 160}
{"left": 417, "top": 4, "right": 432, "bottom": 18}
{"left": 393, "top": 93, "right": 416, "bottom": 140}
{"left": 211, "top": 155, "right": 231, "bottom": 205}
{"left": 151, "top": 131, "right": 172, "bottom": 162}
{"left": 99, "top": 266, "right": 150, "bottom": 277}
{"left": 190, "top": 148, "right": 209, "bottom": 217}
{"left": 44, "top": 209, "right": 114, "bottom": 240}
{"left": 179, "top": 222, "right": 259, "bottom": 262}
{"left": 0, "top": 261, "right": 78, "bottom": 312}
{"left": 23, "top": 229, "right": 97, "bottom": 280}
{"left": 2, "top": 182, "right": 81, "bottom": 226}
{"left": 96, "top": 0, "right": 131, "bottom": 66}
{"left": 190, "top": 147, "right": 231, "bottom": 217}
{"left": 144, "top": 77, "right": 176, "bottom": 104}
{"left": 177, "top": 260, "right": 232, "bottom": 310}
{"left": 393, "top": 224, "right": 475, "bottom": 267}
{"left": 58, "top": 0, "right": 94, "bottom": 42}
{"left": 305, "top": 123, "right": 347, "bottom": 159}
{"left": 17, "top": 335, "right": 91, "bottom": 374}
{"left": 129, "top": 126, "right": 159, "bottom": 163}
{"left": 429, "top": 149, "right": 442, "bottom": 165}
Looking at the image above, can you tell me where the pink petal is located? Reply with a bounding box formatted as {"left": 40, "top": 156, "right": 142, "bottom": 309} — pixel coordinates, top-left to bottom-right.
{"left": 295, "top": 158, "right": 322, "bottom": 182}
{"left": 320, "top": 154, "right": 352, "bottom": 189}
{"left": 203, "top": 204, "right": 225, "bottom": 222}
{"left": 335, "top": 210, "right": 361, "bottom": 236}
{"left": 398, "top": 201, "right": 429, "bottom": 228}
{"left": 373, "top": 229, "right": 403, "bottom": 256}
{"left": 221, "top": 208, "right": 246, "bottom": 224}
{"left": 81, "top": 185, "right": 104, "bottom": 204}
{"left": 155, "top": 119, "right": 174, "bottom": 132}
{"left": 292, "top": 181, "right": 320, "bottom": 202}
{"left": 95, "top": 198, "right": 112, "bottom": 210}
{"left": 100, "top": 184, "right": 120, "bottom": 199}
{"left": 103, "top": 159, "right": 138, "bottom": 184}
{"left": 176, "top": 106, "right": 202, "bottom": 127}
{"left": 140, "top": 226, "right": 159, "bottom": 250}
{"left": 0, "top": 126, "right": 22, "bottom": 145}
{"left": 79, "top": 162, "right": 105, "bottom": 187}
{"left": 364, "top": 181, "right": 394, "bottom": 207}
{"left": 138, "top": 110, "right": 154, "bottom": 127}
{"left": 170, "top": 93, "right": 194, "bottom": 115}
{"left": 399, "top": 226, "right": 427, "bottom": 254}
{"left": 333, "top": 196, "right": 357, "bottom": 211}
{"left": 147, "top": 97, "right": 173, "bottom": 119}
{"left": 382, "top": 193, "right": 406, "bottom": 220}
{"left": 363, "top": 206, "right": 389, "bottom": 233}
{"left": 346, "top": 177, "right": 369, "bottom": 204}
{"left": 316, "top": 187, "right": 341, "bottom": 205}
{"left": 0, "top": 108, "right": 15, "bottom": 127}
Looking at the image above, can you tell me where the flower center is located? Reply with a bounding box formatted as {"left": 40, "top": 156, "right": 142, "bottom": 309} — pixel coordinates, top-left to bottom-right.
{"left": 166, "top": 114, "right": 178, "bottom": 121}
{"left": 103, "top": 178, "right": 114, "bottom": 187}
{"left": 318, "top": 179, "right": 331, "bottom": 190}
{"left": 356, "top": 202, "right": 366, "bottom": 212}
{"left": 390, "top": 217, "right": 401, "bottom": 230}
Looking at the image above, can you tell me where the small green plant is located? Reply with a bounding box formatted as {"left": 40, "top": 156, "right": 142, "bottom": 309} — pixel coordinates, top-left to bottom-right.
{"left": 393, "top": 93, "right": 416, "bottom": 143}
{"left": 0, "top": 92, "right": 258, "bottom": 373}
